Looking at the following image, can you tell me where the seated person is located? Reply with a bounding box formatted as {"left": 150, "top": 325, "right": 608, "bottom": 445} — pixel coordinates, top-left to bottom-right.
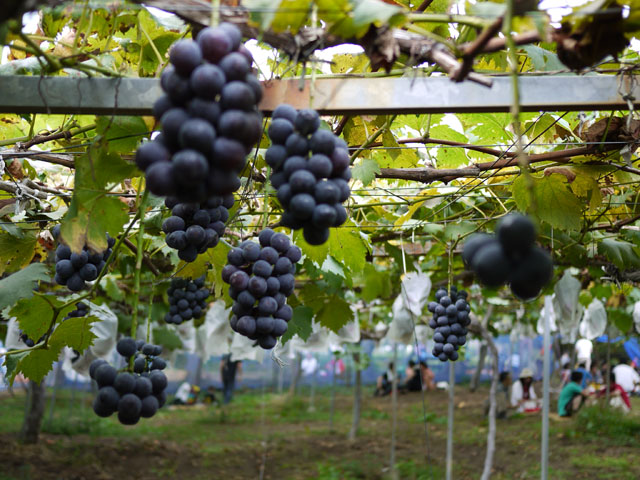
{"left": 419, "top": 361, "right": 435, "bottom": 391}
{"left": 558, "top": 371, "right": 589, "bottom": 417}
{"left": 172, "top": 381, "right": 191, "bottom": 405}
{"left": 374, "top": 362, "right": 396, "bottom": 397}
{"left": 597, "top": 371, "right": 631, "bottom": 413}
{"left": 511, "top": 368, "right": 539, "bottom": 413}
{"left": 612, "top": 359, "right": 640, "bottom": 395}
{"left": 402, "top": 360, "right": 420, "bottom": 392}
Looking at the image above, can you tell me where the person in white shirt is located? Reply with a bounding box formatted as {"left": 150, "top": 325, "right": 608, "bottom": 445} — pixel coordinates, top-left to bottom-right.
{"left": 301, "top": 353, "right": 318, "bottom": 377}
{"left": 574, "top": 338, "right": 593, "bottom": 371}
{"left": 612, "top": 359, "right": 640, "bottom": 394}
{"left": 511, "top": 368, "right": 539, "bottom": 412}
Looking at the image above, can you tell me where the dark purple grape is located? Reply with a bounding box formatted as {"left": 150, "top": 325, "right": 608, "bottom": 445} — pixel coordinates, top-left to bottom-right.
{"left": 190, "top": 64, "right": 226, "bottom": 99}
{"left": 169, "top": 40, "right": 202, "bottom": 76}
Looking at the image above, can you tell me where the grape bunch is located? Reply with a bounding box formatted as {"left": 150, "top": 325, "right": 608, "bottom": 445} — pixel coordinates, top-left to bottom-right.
{"left": 462, "top": 213, "right": 553, "bottom": 300}
{"left": 222, "top": 228, "right": 301, "bottom": 349}
{"left": 19, "top": 302, "right": 89, "bottom": 347}
{"left": 162, "top": 195, "right": 232, "bottom": 262}
{"left": 428, "top": 286, "right": 470, "bottom": 362}
{"left": 265, "top": 104, "right": 351, "bottom": 245}
{"left": 135, "top": 22, "right": 263, "bottom": 203}
{"left": 52, "top": 226, "right": 114, "bottom": 292}
{"left": 90, "top": 338, "right": 168, "bottom": 425}
{"left": 165, "top": 276, "right": 210, "bottom": 325}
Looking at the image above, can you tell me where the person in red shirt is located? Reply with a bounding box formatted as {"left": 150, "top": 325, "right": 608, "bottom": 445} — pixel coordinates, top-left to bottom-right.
{"left": 598, "top": 371, "right": 631, "bottom": 412}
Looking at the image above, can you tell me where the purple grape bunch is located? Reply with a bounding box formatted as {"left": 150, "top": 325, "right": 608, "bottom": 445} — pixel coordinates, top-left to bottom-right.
{"left": 462, "top": 213, "right": 553, "bottom": 300}
{"left": 135, "top": 22, "right": 263, "bottom": 203}
{"left": 90, "top": 338, "right": 168, "bottom": 425}
{"left": 161, "top": 194, "right": 232, "bottom": 262}
{"left": 52, "top": 225, "right": 114, "bottom": 292}
{"left": 165, "top": 276, "right": 210, "bottom": 325}
{"left": 222, "top": 228, "right": 301, "bottom": 349}
{"left": 428, "top": 286, "right": 470, "bottom": 362}
{"left": 265, "top": 104, "right": 351, "bottom": 245}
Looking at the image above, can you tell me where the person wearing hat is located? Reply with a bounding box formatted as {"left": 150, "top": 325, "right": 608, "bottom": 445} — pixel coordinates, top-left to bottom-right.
{"left": 510, "top": 367, "right": 539, "bottom": 413}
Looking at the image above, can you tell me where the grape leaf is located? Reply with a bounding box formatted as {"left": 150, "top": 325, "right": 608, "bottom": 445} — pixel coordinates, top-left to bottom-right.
{"left": 351, "top": 157, "right": 380, "bottom": 186}
{"left": 0, "top": 263, "right": 50, "bottom": 310}
{"left": 271, "top": 0, "right": 314, "bottom": 33}
{"left": 360, "top": 263, "right": 392, "bottom": 302}
{"left": 49, "top": 316, "right": 98, "bottom": 352}
{"left": 6, "top": 312, "right": 98, "bottom": 384}
{"left": 316, "top": 295, "right": 352, "bottom": 333}
{"left": 60, "top": 141, "right": 133, "bottom": 252}
{"left": 11, "top": 296, "right": 57, "bottom": 341}
{"left": 281, "top": 305, "right": 313, "bottom": 344}
{"left": 511, "top": 174, "right": 582, "bottom": 231}
{"left": 321, "top": 256, "right": 345, "bottom": 278}
{"left": 597, "top": 238, "right": 640, "bottom": 270}
{"left": 153, "top": 325, "right": 184, "bottom": 350}
{"left": 0, "top": 231, "right": 39, "bottom": 275}
{"left": 96, "top": 116, "right": 150, "bottom": 155}
{"left": 328, "top": 224, "right": 371, "bottom": 274}
{"left": 8, "top": 346, "right": 62, "bottom": 384}
{"left": 293, "top": 230, "right": 331, "bottom": 266}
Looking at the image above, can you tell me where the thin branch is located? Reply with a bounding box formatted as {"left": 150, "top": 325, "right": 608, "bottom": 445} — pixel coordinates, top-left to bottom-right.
{"left": 122, "top": 237, "right": 161, "bottom": 276}
{"left": 375, "top": 143, "right": 625, "bottom": 184}
{"left": 334, "top": 115, "right": 350, "bottom": 136}
{"left": 0, "top": 180, "right": 48, "bottom": 200}
{"left": 464, "top": 30, "right": 542, "bottom": 55}
{"left": 453, "top": 16, "right": 504, "bottom": 82}
{"left": 17, "top": 124, "right": 96, "bottom": 150}
{"left": 0, "top": 150, "right": 75, "bottom": 168}
{"left": 364, "top": 136, "right": 514, "bottom": 158}
{"left": 415, "top": 0, "right": 435, "bottom": 12}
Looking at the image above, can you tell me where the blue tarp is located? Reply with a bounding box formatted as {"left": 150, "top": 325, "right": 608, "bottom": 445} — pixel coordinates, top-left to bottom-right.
{"left": 596, "top": 336, "right": 640, "bottom": 364}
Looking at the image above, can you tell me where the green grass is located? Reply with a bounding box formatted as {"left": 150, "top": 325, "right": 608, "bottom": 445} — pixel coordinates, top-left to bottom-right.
{"left": 2, "top": 386, "right": 640, "bottom": 480}
{"left": 566, "top": 405, "right": 640, "bottom": 445}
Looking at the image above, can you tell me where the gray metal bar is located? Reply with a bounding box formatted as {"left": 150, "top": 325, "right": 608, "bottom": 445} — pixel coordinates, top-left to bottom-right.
{"left": 0, "top": 75, "right": 638, "bottom": 116}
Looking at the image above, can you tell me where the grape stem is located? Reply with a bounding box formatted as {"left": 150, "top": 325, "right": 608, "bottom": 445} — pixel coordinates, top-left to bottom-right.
{"left": 130, "top": 189, "right": 150, "bottom": 354}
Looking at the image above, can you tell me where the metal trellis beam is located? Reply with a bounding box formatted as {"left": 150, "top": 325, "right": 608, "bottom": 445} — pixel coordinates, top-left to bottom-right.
{"left": 0, "top": 74, "right": 638, "bottom": 116}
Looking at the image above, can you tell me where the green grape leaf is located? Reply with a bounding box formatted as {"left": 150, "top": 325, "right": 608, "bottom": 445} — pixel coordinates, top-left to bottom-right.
{"left": 351, "top": 157, "right": 380, "bottom": 186}
{"left": 49, "top": 316, "right": 98, "bottom": 352}
{"left": 11, "top": 295, "right": 57, "bottom": 341}
{"left": 60, "top": 142, "right": 132, "bottom": 253}
{"left": 521, "top": 45, "right": 565, "bottom": 71}
{"left": 0, "top": 231, "right": 39, "bottom": 275}
{"left": 328, "top": 224, "right": 371, "bottom": 274}
{"left": 96, "top": 116, "right": 150, "bottom": 155}
{"left": 294, "top": 230, "right": 331, "bottom": 266}
{"left": 0, "top": 263, "right": 50, "bottom": 311}
{"left": 281, "top": 305, "right": 314, "bottom": 344}
{"left": 8, "top": 346, "right": 62, "bottom": 384}
{"left": 315, "top": 295, "right": 352, "bottom": 333}
{"left": 597, "top": 238, "right": 640, "bottom": 270}
{"left": 511, "top": 174, "right": 583, "bottom": 231}
{"left": 271, "top": 0, "right": 314, "bottom": 33}
{"left": 360, "top": 263, "right": 392, "bottom": 302}
{"left": 4, "top": 351, "right": 28, "bottom": 385}
{"left": 152, "top": 325, "right": 184, "bottom": 351}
